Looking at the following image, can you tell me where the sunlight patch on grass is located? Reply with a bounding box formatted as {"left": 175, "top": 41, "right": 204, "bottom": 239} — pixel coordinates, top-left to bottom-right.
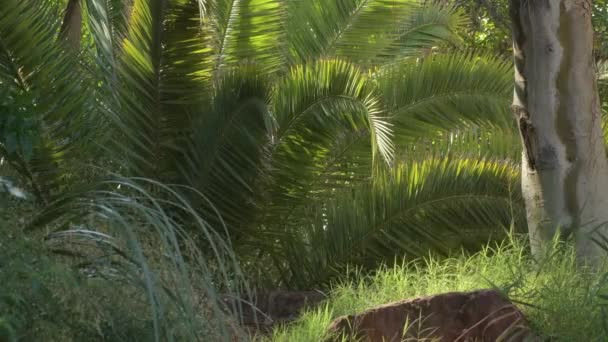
{"left": 265, "top": 236, "right": 608, "bottom": 342}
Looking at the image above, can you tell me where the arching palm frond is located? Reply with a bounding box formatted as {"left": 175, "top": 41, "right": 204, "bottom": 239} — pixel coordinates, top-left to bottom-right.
{"left": 85, "top": 0, "right": 134, "bottom": 83}
{"left": 398, "top": 127, "right": 522, "bottom": 162}
{"left": 179, "top": 67, "right": 272, "bottom": 236}
{"left": 269, "top": 157, "right": 524, "bottom": 287}
{"left": 180, "top": 60, "right": 395, "bottom": 237}
{"left": 264, "top": 59, "right": 393, "bottom": 218}
{"left": 286, "top": 0, "right": 466, "bottom": 66}
{"left": 377, "top": 52, "right": 515, "bottom": 144}
{"left": 384, "top": 1, "right": 466, "bottom": 59}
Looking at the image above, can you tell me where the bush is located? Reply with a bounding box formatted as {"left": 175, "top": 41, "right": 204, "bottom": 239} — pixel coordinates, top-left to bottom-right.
{"left": 0, "top": 178, "right": 246, "bottom": 341}
{"left": 0, "top": 196, "right": 157, "bottom": 341}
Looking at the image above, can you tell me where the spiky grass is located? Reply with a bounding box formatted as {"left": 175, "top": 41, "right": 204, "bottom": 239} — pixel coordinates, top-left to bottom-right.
{"left": 9, "top": 176, "right": 249, "bottom": 341}
{"left": 265, "top": 236, "right": 608, "bottom": 342}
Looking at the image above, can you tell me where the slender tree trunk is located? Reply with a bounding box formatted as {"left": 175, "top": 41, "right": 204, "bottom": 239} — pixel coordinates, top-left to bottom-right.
{"left": 60, "top": 0, "right": 82, "bottom": 50}
{"left": 510, "top": 0, "right": 608, "bottom": 261}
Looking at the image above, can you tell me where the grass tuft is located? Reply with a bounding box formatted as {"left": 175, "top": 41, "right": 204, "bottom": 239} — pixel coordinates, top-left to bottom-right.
{"left": 266, "top": 236, "right": 608, "bottom": 342}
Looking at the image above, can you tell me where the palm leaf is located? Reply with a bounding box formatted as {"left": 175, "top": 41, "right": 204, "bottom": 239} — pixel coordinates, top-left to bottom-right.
{"left": 264, "top": 59, "right": 393, "bottom": 217}
{"left": 285, "top": 0, "right": 465, "bottom": 65}
{"left": 271, "top": 157, "right": 524, "bottom": 287}
{"left": 108, "top": 0, "right": 210, "bottom": 178}
{"left": 178, "top": 67, "right": 271, "bottom": 236}
{"left": 0, "top": 0, "right": 97, "bottom": 202}
{"left": 377, "top": 52, "right": 515, "bottom": 144}
{"left": 208, "top": 0, "right": 285, "bottom": 73}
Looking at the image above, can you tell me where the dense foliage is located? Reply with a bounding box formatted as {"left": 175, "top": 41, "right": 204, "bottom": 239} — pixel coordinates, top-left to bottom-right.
{"left": 2, "top": 0, "right": 608, "bottom": 340}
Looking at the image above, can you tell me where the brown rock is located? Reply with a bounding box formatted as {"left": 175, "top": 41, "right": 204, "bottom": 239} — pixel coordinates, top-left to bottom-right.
{"left": 326, "top": 289, "right": 537, "bottom": 342}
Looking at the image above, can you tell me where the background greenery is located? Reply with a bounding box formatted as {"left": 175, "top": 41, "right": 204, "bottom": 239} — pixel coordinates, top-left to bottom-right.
{"left": 2, "top": 0, "right": 608, "bottom": 341}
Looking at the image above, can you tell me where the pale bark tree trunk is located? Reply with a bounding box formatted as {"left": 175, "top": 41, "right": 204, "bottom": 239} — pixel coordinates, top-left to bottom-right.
{"left": 510, "top": 0, "right": 608, "bottom": 261}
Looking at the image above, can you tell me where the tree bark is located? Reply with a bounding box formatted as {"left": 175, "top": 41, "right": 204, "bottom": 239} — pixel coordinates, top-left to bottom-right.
{"left": 60, "top": 0, "right": 82, "bottom": 50}
{"left": 510, "top": 0, "right": 608, "bottom": 261}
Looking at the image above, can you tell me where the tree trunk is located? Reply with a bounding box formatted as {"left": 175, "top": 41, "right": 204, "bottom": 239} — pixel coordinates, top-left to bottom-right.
{"left": 510, "top": 0, "right": 608, "bottom": 261}
{"left": 60, "top": 0, "right": 82, "bottom": 50}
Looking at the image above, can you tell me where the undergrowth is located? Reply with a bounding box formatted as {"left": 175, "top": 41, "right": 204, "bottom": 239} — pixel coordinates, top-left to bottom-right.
{"left": 266, "top": 236, "right": 608, "bottom": 342}
{"left": 0, "top": 176, "right": 247, "bottom": 341}
{"left": 4, "top": 171, "right": 608, "bottom": 341}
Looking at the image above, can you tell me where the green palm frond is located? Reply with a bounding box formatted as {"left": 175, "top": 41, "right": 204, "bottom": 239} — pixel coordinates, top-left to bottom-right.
{"left": 179, "top": 67, "right": 271, "bottom": 234}
{"left": 208, "top": 0, "right": 285, "bottom": 73}
{"left": 265, "top": 59, "right": 393, "bottom": 213}
{"left": 271, "top": 157, "right": 524, "bottom": 287}
{"left": 398, "top": 127, "right": 522, "bottom": 162}
{"left": 377, "top": 52, "right": 515, "bottom": 144}
{"left": 1, "top": 0, "right": 97, "bottom": 202}
{"left": 286, "top": 0, "right": 466, "bottom": 65}
{"left": 108, "top": 0, "right": 210, "bottom": 178}
{"left": 108, "top": 0, "right": 167, "bottom": 176}
{"left": 85, "top": 0, "right": 132, "bottom": 79}
{"left": 181, "top": 60, "right": 395, "bottom": 235}
{"left": 385, "top": 1, "right": 465, "bottom": 58}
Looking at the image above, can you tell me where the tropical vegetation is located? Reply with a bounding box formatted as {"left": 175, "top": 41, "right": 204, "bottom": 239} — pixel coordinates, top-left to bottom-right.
{"left": 2, "top": 0, "right": 608, "bottom": 341}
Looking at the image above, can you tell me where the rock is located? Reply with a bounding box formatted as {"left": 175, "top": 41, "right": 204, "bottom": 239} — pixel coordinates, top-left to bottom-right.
{"left": 326, "top": 289, "right": 537, "bottom": 342}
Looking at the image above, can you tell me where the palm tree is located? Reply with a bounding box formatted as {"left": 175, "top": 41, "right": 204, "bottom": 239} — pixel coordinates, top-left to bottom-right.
{"left": 2, "top": 0, "right": 522, "bottom": 292}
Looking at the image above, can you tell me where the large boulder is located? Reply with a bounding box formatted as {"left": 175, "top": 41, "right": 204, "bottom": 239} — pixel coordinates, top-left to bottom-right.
{"left": 326, "top": 289, "right": 537, "bottom": 342}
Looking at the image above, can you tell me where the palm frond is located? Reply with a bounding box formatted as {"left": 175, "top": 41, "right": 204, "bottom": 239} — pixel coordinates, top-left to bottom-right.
{"left": 179, "top": 67, "right": 271, "bottom": 236}
{"left": 286, "top": 0, "right": 465, "bottom": 65}
{"left": 377, "top": 52, "right": 515, "bottom": 144}
{"left": 108, "top": 0, "right": 209, "bottom": 178}
{"left": 265, "top": 59, "right": 393, "bottom": 214}
{"left": 85, "top": 0, "right": 132, "bottom": 81}
{"left": 208, "top": 0, "right": 285, "bottom": 73}
{"left": 0, "top": 0, "right": 98, "bottom": 202}
{"left": 271, "top": 157, "right": 524, "bottom": 287}
{"left": 384, "top": 1, "right": 466, "bottom": 59}
{"left": 398, "top": 128, "right": 522, "bottom": 162}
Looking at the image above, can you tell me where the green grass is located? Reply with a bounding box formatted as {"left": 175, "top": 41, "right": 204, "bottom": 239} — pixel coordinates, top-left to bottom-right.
{"left": 265, "top": 236, "right": 608, "bottom": 342}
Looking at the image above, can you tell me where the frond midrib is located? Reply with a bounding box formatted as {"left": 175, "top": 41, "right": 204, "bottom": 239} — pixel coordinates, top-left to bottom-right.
{"left": 323, "top": 0, "right": 372, "bottom": 57}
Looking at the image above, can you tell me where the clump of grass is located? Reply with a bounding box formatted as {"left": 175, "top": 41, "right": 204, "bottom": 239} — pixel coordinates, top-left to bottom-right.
{"left": 266, "top": 236, "right": 608, "bottom": 342}
{"left": 1, "top": 176, "right": 248, "bottom": 341}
